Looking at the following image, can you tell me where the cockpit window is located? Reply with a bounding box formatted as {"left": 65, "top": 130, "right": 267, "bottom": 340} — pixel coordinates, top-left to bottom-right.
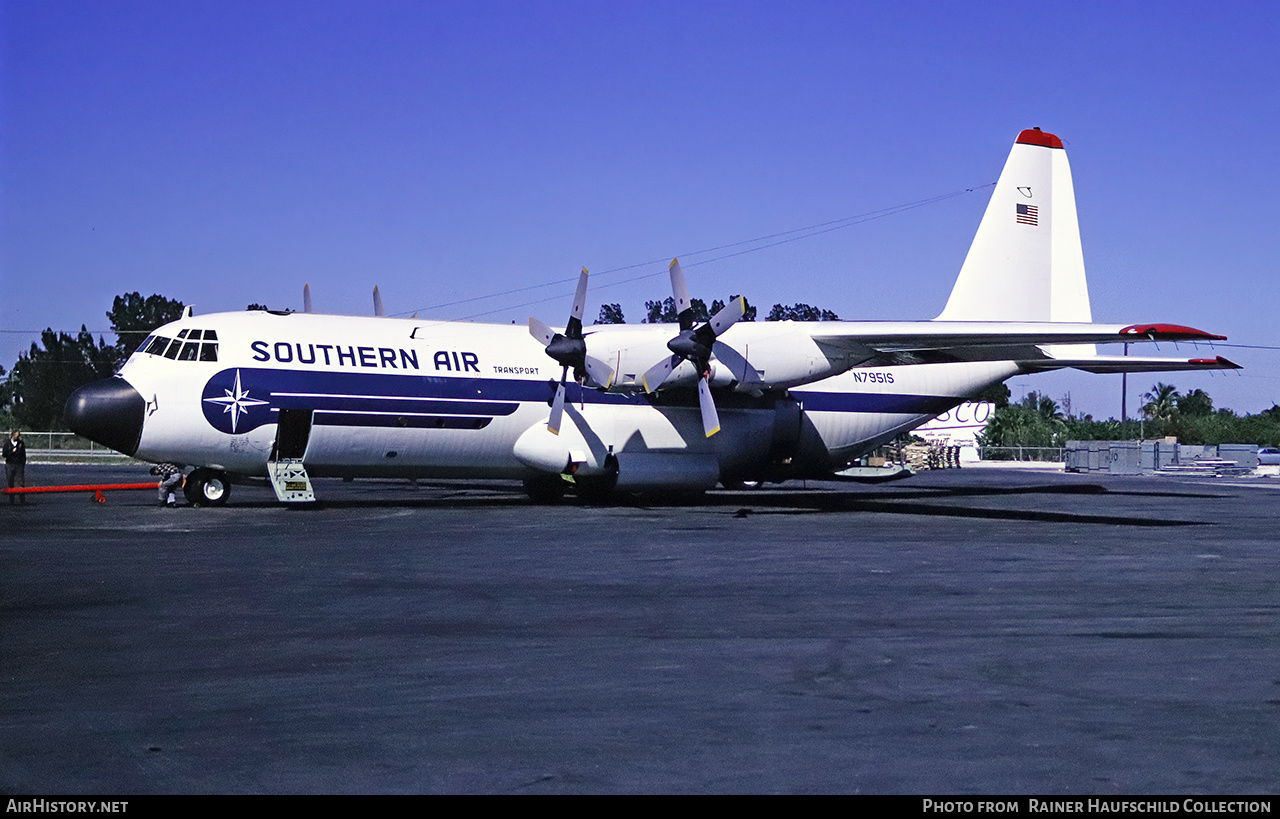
{"left": 139, "top": 329, "right": 218, "bottom": 362}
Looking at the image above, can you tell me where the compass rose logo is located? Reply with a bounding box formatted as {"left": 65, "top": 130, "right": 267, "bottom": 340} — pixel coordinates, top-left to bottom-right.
{"left": 202, "top": 369, "right": 273, "bottom": 434}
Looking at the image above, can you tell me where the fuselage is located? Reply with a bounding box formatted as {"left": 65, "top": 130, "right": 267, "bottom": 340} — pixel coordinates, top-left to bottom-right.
{"left": 74, "top": 309, "right": 1014, "bottom": 491}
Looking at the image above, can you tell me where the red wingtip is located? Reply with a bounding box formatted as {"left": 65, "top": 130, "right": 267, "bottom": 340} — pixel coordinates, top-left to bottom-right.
{"left": 1016, "top": 128, "right": 1064, "bottom": 149}
{"left": 1190, "top": 356, "right": 1242, "bottom": 369}
{"left": 1120, "top": 323, "right": 1228, "bottom": 342}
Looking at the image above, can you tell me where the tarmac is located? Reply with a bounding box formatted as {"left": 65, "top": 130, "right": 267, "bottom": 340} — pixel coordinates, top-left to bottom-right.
{"left": 2, "top": 463, "right": 1278, "bottom": 794}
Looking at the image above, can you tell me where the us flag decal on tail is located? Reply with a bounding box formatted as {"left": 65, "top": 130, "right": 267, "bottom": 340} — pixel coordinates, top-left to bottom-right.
{"left": 1016, "top": 203, "right": 1039, "bottom": 225}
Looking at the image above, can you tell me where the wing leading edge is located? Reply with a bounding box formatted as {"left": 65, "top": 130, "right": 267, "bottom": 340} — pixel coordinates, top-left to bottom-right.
{"left": 805, "top": 321, "right": 1235, "bottom": 374}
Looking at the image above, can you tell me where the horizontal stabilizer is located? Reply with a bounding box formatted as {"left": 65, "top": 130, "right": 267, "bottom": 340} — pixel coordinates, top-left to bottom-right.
{"left": 1020, "top": 354, "right": 1241, "bottom": 375}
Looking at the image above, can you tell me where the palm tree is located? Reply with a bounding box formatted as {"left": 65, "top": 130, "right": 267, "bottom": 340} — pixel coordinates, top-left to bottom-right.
{"left": 1037, "top": 394, "right": 1064, "bottom": 423}
{"left": 1142, "top": 383, "right": 1181, "bottom": 422}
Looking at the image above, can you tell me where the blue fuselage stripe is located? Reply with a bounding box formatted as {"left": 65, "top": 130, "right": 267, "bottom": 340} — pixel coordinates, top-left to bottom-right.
{"left": 276, "top": 394, "right": 519, "bottom": 416}
{"left": 313, "top": 411, "right": 493, "bottom": 430}
{"left": 251, "top": 368, "right": 642, "bottom": 406}
{"left": 209, "top": 367, "right": 960, "bottom": 428}
{"left": 791, "top": 391, "right": 960, "bottom": 415}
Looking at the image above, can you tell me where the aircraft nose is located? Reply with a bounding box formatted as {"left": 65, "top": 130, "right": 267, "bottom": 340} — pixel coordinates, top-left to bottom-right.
{"left": 65, "top": 377, "right": 146, "bottom": 457}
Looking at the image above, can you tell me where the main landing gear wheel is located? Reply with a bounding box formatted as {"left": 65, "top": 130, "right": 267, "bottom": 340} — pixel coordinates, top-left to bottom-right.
{"left": 523, "top": 474, "right": 566, "bottom": 504}
{"left": 574, "top": 454, "right": 618, "bottom": 505}
{"left": 574, "top": 475, "right": 616, "bottom": 505}
{"left": 185, "top": 468, "right": 231, "bottom": 507}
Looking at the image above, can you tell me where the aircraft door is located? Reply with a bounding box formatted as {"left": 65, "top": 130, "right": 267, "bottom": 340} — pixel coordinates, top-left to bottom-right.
{"left": 273, "top": 408, "right": 314, "bottom": 461}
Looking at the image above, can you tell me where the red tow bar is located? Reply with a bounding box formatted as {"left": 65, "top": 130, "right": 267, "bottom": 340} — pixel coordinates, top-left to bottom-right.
{"left": 3, "top": 483, "right": 160, "bottom": 504}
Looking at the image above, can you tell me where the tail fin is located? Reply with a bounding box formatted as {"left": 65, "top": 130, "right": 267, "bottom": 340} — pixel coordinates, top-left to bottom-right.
{"left": 937, "top": 128, "right": 1091, "bottom": 324}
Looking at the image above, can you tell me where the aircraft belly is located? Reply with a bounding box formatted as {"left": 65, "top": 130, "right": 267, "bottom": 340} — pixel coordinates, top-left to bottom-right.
{"left": 792, "top": 362, "right": 1018, "bottom": 467}
{"left": 802, "top": 410, "right": 938, "bottom": 464}
{"left": 293, "top": 399, "right": 727, "bottom": 479}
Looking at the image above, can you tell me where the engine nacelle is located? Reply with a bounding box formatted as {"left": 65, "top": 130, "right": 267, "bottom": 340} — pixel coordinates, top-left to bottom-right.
{"left": 512, "top": 418, "right": 612, "bottom": 477}
{"left": 512, "top": 408, "right": 723, "bottom": 492}
{"left": 612, "top": 452, "right": 719, "bottom": 490}
{"left": 582, "top": 322, "right": 850, "bottom": 394}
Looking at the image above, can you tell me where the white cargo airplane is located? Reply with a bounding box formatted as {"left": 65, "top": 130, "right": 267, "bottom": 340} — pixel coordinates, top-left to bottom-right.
{"left": 66, "top": 128, "right": 1238, "bottom": 505}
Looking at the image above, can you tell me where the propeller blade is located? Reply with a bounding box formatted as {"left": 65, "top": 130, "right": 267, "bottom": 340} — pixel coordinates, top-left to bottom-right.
{"left": 583, "top": 355, "right": 615, "bottom": 389}
{"left": 529, "top": 317, "right": 557, "bottom": 347}
{"left": 668, "top": 258, "right": 694, "bottom": 330}
{"left": 303, "top": 284, "right": 313, "bottom": 314}
{"left": 373, "top": 286, "right": 385, "bottom": 317}
{"left": 711, "top": 340, "right": 761, "bottom": 386}
{"left": 547, "top": 379, "right": 566, "bottom": 435}
{"left": 570, "top": 267, "right": 589, "bottom": 325}
{"left": 708, "top": 295, "right": 746, "bottom": 336}
{"left": 697, "top": 376, "right": 721, "bottom": 437}
{"left": 641, "top": 355, "right": 677, "bottom": 394}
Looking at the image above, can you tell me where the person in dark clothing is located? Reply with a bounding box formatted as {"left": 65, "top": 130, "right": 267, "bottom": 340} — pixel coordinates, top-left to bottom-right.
{"left": 5, "top": 430, "right": 27, "bottom": 504}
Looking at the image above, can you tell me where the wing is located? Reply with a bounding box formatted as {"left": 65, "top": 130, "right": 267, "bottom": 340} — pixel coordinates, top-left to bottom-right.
{"left": 808, "top": 321, "right": 1237, "bottom": 373}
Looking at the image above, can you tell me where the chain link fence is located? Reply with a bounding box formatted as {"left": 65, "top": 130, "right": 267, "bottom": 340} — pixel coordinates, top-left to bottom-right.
{"left": 18, "top": 432, "right": 138, "bottom": 462}
{"left": 976, "top": 446, "right": 1066, "bottom": 462}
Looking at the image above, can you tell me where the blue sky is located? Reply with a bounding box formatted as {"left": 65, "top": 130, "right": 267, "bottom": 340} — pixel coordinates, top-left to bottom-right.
{"left": 3, "top": 1, "right": 1278, "bottom": 417}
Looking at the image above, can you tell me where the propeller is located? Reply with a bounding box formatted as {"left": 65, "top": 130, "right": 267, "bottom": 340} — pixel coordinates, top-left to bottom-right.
{"left": 640, "top": 259, "right": 747, "bottom": 437}
{"left": 302, "top": 284, "right": 313, "bottom": 314}
{"left": 372, "top": 285, "right": 385, "bottom": 317}
{"left": 528, "top": 268, "right": 615, "bottom": 435}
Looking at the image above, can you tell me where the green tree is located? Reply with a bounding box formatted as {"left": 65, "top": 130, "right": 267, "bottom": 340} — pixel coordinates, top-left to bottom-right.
{"left": 765, "top": 303, "right": 840, "bottom": 321}
{"left": 107, "top": 292, "right": 185, "bottom": 361}
{"left": 644, "top": 297, "right": 710, "bottom": 324}
{"left": 1033, "top": 392, "right": 1064, "bottom": 423}
{"left": 0, "top": 364, "right": 16, "bottom": 430}
{"left": 971, "top": 381, "right": 1011, "bottom": 408}
{"left": 980, "top": 404, "right": 1044, "bottom": 447}
{"left": 639, "top": 295, "right": 760, "bottom": 324}
{"left": 1141, "top": 383, "right": 1181, "bottom": 422}
{"left": 1046, "top": 387, "right": 1280, "bottom": 447}
{"left": 595, "top": 303, "right": 626, "bottom": 324}
{"left": 8, "top": 327, "right": 117, "bottom": 430}
{"left": 979, "top": 391, "right": 1067, "bottom": 448}
{"left": 710, "top": 296, "right": 756, "bottom": 322}
{"left": 1177, "top": 388, "right": 1213, "bottom": 417}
